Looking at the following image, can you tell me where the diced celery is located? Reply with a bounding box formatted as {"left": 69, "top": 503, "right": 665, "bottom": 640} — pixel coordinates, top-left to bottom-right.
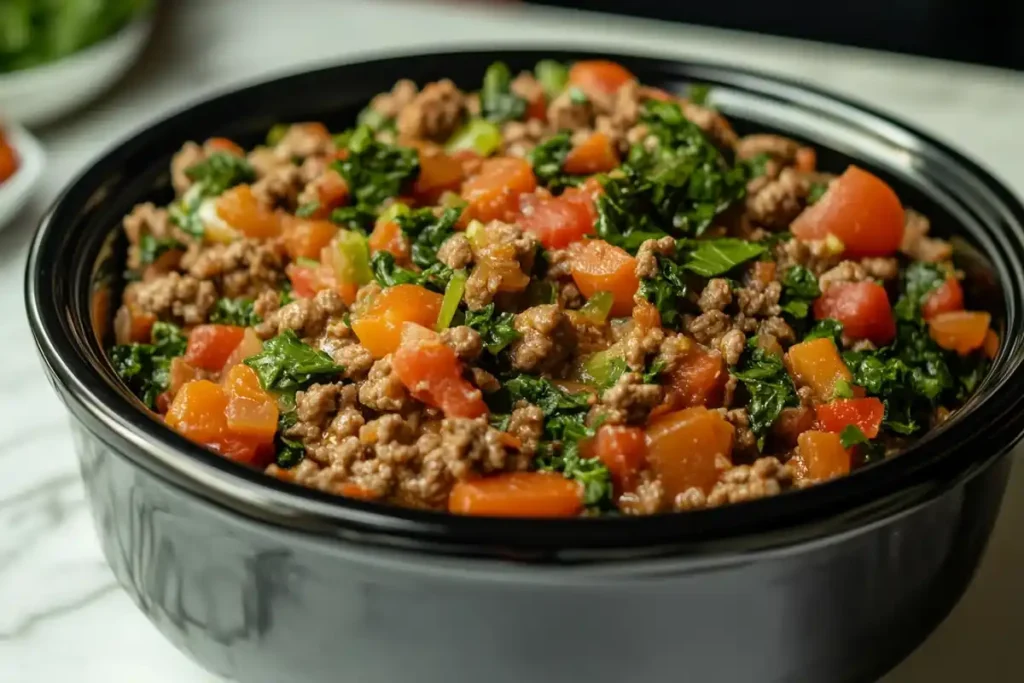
{"left": 578, "top": 291, "right": 614, "bottom": 324}
{"left": 376, "top": 201, "right": 410, "bottom": 228}
{"left": 295, "top": 256, "right": 321, "bottom": 269}
{"left": 445, "top": 118, "right": 502, "bottom": 157}
{"left": 334, "top": 231, "right": 373, "bottom": 286}
{"left": 534, "top": 60, "right": 569, "bottom": 99}
{"left": 266, "top": 124, "right": 289, "bottom": 147}
{"left": 465, "top": 220, "right": 486, "bottom": 248}
{"left": 580, "top": 345, "right": 627, "bottom": 390}
{"left": 436, "top": 270, "right": 468, "bottom": 331}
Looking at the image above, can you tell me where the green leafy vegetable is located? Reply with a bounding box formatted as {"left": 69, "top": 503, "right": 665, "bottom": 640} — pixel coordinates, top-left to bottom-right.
{"left": 295, "top": 201, "right": 320, "bottom": 218}
{"left": 503, "top": 375, "right": 592, "bottom": 416}
{"left": 480, "top": 61, "right": 527, "bottom": 123}
{"left": 832, "top": 378, "right": 854, "bottom": 399}
{"left": 356, "top": 105, "right": 395, "bottom": 133}
{"left": 534, "top": 59, "right": 569, "bottom": 98}
{"left": 445, "top": 118, "right": 503, "bottom": 157}
{"left": 779, "top": 265, "right": 821, "bottom": 320}
{"left": 184, "top": 152, "right": 256, "bottom": 198}
{"left": 138, "top": 234, "right": 184, "bottom": 266}
{"left": 731, "top": 342, "right": 799, "bottom": 449}
{"left": 688, "top": 83, "right": 712, "bottom": 106}
{"left": 528, "top": 133, "right": 584, "bottom": 192}
{"left": 209, "top": 297, "right": 261, "bottom": 327}
{"left": 274, "top": 411, "right": 306, "bottom": 469}
{"left": 739, "top": 153, "right": 772, "bottom": 180}
{"left": 536, "top": 444, "right": 614, "bottom": 509}
{"left": 369, "top": 251, "right": 453, "bottom": 291}
{"left": 807, "top": 182, "right": 829, "bottom": 205}
{"left": 464, "top": 303, "right": 520, "bottom": 355}
{"left": 680, "top": 238, "right": 767, "bottom": 278}
{"left": 642, "top": 357, "right": 668, "bottom": 384}
{"left": 893, "top": 262, "right": 946, "bottom": 321}
{"left": 805, "top": 318, "right": 844, "bottom": 346}
{"left": 109, "top": 321, "right": 186, "bottom": 409}
{"left": 396, "top": 207, "right": 461, "bottom": 270}
{"left": 579, "top": 348, "right": 628, "bottom": 391}
{"left": 638, "top": 251, "right": 688, "bottom": 329}
{"left": 266, "top": 123, "right": 289, "bottom": 147}
{"left": 333, "top": 125, "right": 419, "bottom": 208}
{"left": 577, "top": 291, "right": 615, "bottom": 324}
{"left": 244, "top": 330, "right": 343, "bottom": 402}
{"left": 838, "top": 425, "right": 885, "bottom": 462}
{"left": 330, "top": 204, "right": 377, "bottom": 234}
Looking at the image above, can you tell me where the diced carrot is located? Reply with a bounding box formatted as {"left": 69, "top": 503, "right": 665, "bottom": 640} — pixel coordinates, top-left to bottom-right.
{"left": 282, "top": 217, "right": 338, "bottom": 261}
{"left": 220, "top": 328, "right": 264, "bottom": 375}
{"left": 569, "top": 240, "right": 639, "bottom": 316}
{"left": 184, "top": 325, "right": 246, "bottom": 372}
{"left": 595, "top": 425, "right": 647, "bottom": 494}
{"left": 813, "top": 281, "right": 896, "bottom": 346}
{"left": 922, "top": 277, "right": 965, "bottom": 321}
{"left": 645, "top": 407, "right": 734, "bottom": 497}
{"left": 448, "top": 472, "right": 583, "bottom": 517}
{"left": 785, "top": 337, "right": 853, "bottom": 403}
{"left": 928, "top": 311, "right": 991, "bottom": 355}
{"left": 166, "top": 380, "right": 228, "bottom": 443}
{"left": 338, "top": 482, "right": 381, "bottom": 501}
{"left": 667, "top": 345, "right": 727, "bottom": 409}
{"left": 368, "top": 219, "right": 411, "bottom": 262}
{"left": 792, "top": 166, "right": 904, "bottom": 257}
{"left": 205, "top": 137, "right": 245, "bottom": 156}
{"left": 461, "top": 157, "right": 537, "bottom": 223}
{"left": 215, "top": 185, "right": 283, "bottom": 239}
{"left": 984, "top": 329, "right": 1000, "bottom": 360}
{"left": 413, "top": 150, "right": 464, "bottom": 204}
{"left": 308, "top": 169, "right": 349, "bottom": 218}
{"left": 0, "top": 132, "right": 18, "bottom": 183}
{"left": 223, "top": 364, "right": 279, "bottom": 440}
{"left": 392, "top": 335, "right": 488, "bottom": 419}
{"left": 815, "top": 397, "right": 885, "bottom": 439}
{"left": 351, "top": 285, "right": 444, "bottom": 358}
{"left": 795, "top": 430, "right": 852, "bottom": 480}
{"left": 114, "top": 306, "right": 156, "bottom": 345}
{"left": 568, "top": 60, "right": 636, "bottom": 96}
{"left": 517, "top": 192, "right": 594, "bottom": 249}
{"left": 794, "top": 147, "right": 816, "bottom": 172}
{"left": 563, "top": 132, "right": 619, "bottom": 175}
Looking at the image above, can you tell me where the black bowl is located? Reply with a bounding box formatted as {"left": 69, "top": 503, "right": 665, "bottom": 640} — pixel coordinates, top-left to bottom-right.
{"left": 25, "top": 49, "right": 1024, "bottom": 683}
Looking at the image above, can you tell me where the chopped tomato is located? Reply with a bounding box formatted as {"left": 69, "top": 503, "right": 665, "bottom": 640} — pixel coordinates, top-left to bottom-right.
{"left": 792, "top": 166, "right": 904, "bottom": 257}
{"left": 645, "top": 407, "right": 734, "bottom": 497}
{"left": 165, "top": 379, "right": 271, "bottom": 466}
{"left": 563, "top": 132, "right": 619, "bottom": 175}
{"left": 595, "top": 425, "right": 647, "bottom": 494}
{"left": 461, "top": 156, "right": 537, "bottom": 223}
{"left": 569, "top": 240, "right": 639, "bottom": 316}
{"left": 815, "top": 398, "right": 885, "bottom": 439}
{"left": 448, "top": 472, "right": 583, "bottom": 517}
{"left": 114, "top": 306, "right": 156, "bottom": 345}
{"left": 220, "top": 328, "right": 264, "bottom": 374}
{"left": 568, "top": 60, "right": 636, "bottom": 96}
{"left": 215, "top": 185, "right": 282, "bottom": 239}
{"left": 667, "top": 346, "right": 727, "bottom": 409}
{"left": 205, "top": 137, "right": 245, "bottom": 156}
{"left": 785, "top": 337, "right": 854, "bottom": 403}
{"left": 814, "top": 281, "right": 896, "bottom": 346}
{"left": 310, "top": 169, "right": 349, "bottom": 218}
{"left": 368, "top": 219, "right": 411, "bottom": 262}
{"left": 0, "top": 132, "right": 18, "bottom": 183}
{"left": 282, "top": 217, "right": 338, "bottom": 261}
{"left": 794, "top": 431, "right": 851, "bottom": 481}
{"left": 928, "top": 311, "right": 991, "bottom": 355}
{"left": 517, "top": 192, "right": 595, "bottom": 249}
{"left": 752, "top": 261, "right": 776, "bottom": 286}
{"left": 184, "top": 325, "right": 246, "bottom": 372}
{"left": 350, "top": 285, "right": 444, "bottom": 358}
{"left": 286, "top": 262, "right": 322, "bottom": 299}
{"left": 392, "top": 335, "right": 487, "bottom": 418}
{"left": 561, "top": 184, "right": 599, "bottom": 224}
{"left": 413, "top": 150, "right": 464, "bottom": 204}
{"left": 526, "top": 93, "right": 547, "bottom": 121}
{"left": 223, "top": 364, "right": 279, "bottom": 440}
{"left": 794, "top": 147, "right": 816, "bottom": 172}
{"left": 632, "top": 299, "right": 661, "bottom": 329}
{"left": 921, "top": 277, "right": 964, "bottom": 320}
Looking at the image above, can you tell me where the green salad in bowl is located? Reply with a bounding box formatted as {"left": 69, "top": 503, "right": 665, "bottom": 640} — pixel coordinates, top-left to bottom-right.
{"left": 0, "top": 0, "right": 152, "bottom": 74}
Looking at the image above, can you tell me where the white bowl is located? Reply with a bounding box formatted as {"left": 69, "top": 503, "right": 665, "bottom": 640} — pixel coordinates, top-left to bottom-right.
{"left": 0, "top": 122, "right": 45, "bottom": 231}
{"left": 0, "top": 15, "right": 154, "bottom": 127}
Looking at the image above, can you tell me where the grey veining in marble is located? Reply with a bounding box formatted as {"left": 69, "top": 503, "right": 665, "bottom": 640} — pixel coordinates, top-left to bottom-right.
{"left": 2, "top": 1, "right": 1023, "bottom": 681}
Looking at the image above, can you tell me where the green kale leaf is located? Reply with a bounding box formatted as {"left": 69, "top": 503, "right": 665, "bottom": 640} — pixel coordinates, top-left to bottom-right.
{"left": 333, "top": 125, "right": 419, "bottom": 208}
{"left": 731, "top": 342, "right": 799, "bottom": 449}
{"left": 274, "top": 411, "right": 306, "bottom": 469}
{"left": 638, "top": 250, "right": 688, "bottom": 329}
{"left": 804, "top": 318, "right": 844, "bottom": 346}
{"left": 244, "top": 329, "right": 343, "bottom": 402}
{"left": 369, "top": 251, "right": 452, "bottom": 291}
{"left": 893, "top": 261, "right": 946, "bottom": 322}
{"left": 779, "top": 265, "right": 821, "bottom": 320}
{"left": 209, "top": 297, "right": 261, "bottom": 327}
{"left": 395, "top": 206, "right": 461, "bottom": 269}
{"left": 463, "top": 303, "right": 521, "bottom": 355}
{"left": 138, "top": 234, "right": 184, "bottom": 266}
{"left": 528, "top": 133, "right": 584, "bottom": 192}
{"left": 679, "top": 238, "right": 767, "bottom": 278}
{"left": 109, "top": 321, "right": 187, "bottom": 409}
{"left": 184, "top": 152, "right": 256, "bottom": 198}
{"left": 480, "top": 61, "right": 527, "bottom": 123}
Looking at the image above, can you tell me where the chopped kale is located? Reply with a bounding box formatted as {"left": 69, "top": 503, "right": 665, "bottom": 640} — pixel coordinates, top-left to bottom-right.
{"left": 839, "top": 424, "right": 886, "bottom": 462}
{"left": 805, "top": 318, "right": 844, "bottom": 346}
{"left": 832, "top": 378, "right": 855, "bottom": 399}
{"left": 779, "top": 265, "right": 821, "bottom": 320}
{"left": 731, "top": 342, "right": 799, "bottom": 449}
{"left": 274, "top": 411, "right": 306, "bottom": 469}
{"left": 536, "top": 441, "right": 614, "bottom": 509}
{"left": 295, "top": 201, "right": 320, "bottom": 218}
{"left": 184, "top": 152, "right": 256, "bottom": 198}
{"left": 480, "top": 61, "right": 527, "bottom": 123}
{"left": 244, "top": 329, "right": 343, "bottom": 403}
{"left": 332, "top": 125, "right": 419, "bottom": 208}
{"left": 209, "top": 297, "right": 261, "bottom": 327}
{"left": 893, "top": 261, "right": 946, "bottom": 322}
{"left": 109, "top": 321, "right": 187, "bottom": 409}
{"left": 395, "top": 206, "right": 461, "bottom": 269}
{"left": 330, "top": 204, "right": 377, "bottom": 234}
{"left": 356, "top": 105, "right": 395, "bottom": 133}
{"left": 739, "top": 153, "right": 772, "bottom": 180}
{"left": 642, "top": 357, "right": 668, "bottom": 384}
{"left": 138, "top": 234, "right": 184, "bottom": 266}
{"left": 278, "top": 282, "right": 295, "bottom": 307}
{"left": 807, "top": 182, "right": 829, "bottom": 205}
{"left": 369, "top": 251, "right": 452, "bottom": 291}
{"left": 638, "top": 250, "right": 688, "bottom": 329}
{"left": 534, "top": 59, "right": 569, "bottom": 98}
{"left": 679, "top": 238, "right": 767, "bottom": 277}
{"left": 463, "top": 303, "right": 521, "bottom": 355}
{"left": 688, "top": 83, "right": 712, "bottom": 106}
{"left": 502, "top": 375, "right": 592, "bottom": 416}
{"left": 528, "top": 133, "right": 584, "bottom": 192}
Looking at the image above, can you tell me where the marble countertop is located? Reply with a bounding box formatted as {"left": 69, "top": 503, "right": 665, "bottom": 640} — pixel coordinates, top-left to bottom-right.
{"left": 3, "top": 1, "right": 1024, "bottom": 680}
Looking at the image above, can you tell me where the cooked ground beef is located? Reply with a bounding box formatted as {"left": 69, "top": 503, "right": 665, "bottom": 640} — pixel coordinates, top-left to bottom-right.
{"left": 110, "top": 58, "right": 992, "bottom": 518}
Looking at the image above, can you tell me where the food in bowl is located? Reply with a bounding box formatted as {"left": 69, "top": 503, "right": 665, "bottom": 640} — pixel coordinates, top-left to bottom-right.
{"left": 0, "top": 127, "right": 17, "bottom": 183}
{"left": 106, "top": 59, "right": 997, "bottom": 517}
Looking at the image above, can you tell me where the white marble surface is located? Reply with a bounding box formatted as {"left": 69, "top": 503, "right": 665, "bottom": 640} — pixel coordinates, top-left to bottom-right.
{"left": 3, "top": 1, "right": 1024, "bottom": 680}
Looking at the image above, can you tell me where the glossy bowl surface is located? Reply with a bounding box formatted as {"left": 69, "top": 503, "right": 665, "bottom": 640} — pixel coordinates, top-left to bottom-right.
{"left": 24, "top": 49, "right": 1024, "bottom": 683}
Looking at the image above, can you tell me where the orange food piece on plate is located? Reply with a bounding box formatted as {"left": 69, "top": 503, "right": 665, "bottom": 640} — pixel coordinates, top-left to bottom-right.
{"left": 184, "top": 324, "right": 246, "bottom": 372}
{"left": 392, "top": 334, "right": 487, "bottom": 419}
{"left": 569, "top": 239, "right": 639, "bottom": 317}
{"left": 350, "top": 285, "right": 444, "bottom": 358}
{"left": 568, "top": 60, "right": 636, "bottom": 96}
{"left": 461, "top": 157, "right": 537, "bottom": 223}
{"left": 813, "top": 281, "right": 896, "bottom": 346}
{"left": 928, "top": 311, "right": 991, "bottom": 355}
{"left": 563, "top": 132, "right": 619, "bottom": 175}
{"left": 645, "top": 406, "right": 734, "bottom": 497}
{"left": 795, "top": 431, "right": 852, "bottom": 480}
{"left": 815, "top": 397, "right": 885, "bottom": 439}
{"left": 215, "top": 185, "right": 283, "bottom": 239}
{"left": 785, "top": 337, "right": 853, "bottom": 402}
{"left": 282, "top": 217, "right": 337, "bottom": 261}
{"left": 448, "top": 472, "right": 583, "bottom": 517}
{"left": 595, "top": 425, "right": 647, "bottom": 494}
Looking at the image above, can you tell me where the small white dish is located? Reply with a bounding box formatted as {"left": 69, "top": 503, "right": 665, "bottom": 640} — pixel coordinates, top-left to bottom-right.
{"left": 0, "top": 15, "right": 154, "bottom": 127}
{"left": 0, "top": 122, "right": 45, "bottom": 231}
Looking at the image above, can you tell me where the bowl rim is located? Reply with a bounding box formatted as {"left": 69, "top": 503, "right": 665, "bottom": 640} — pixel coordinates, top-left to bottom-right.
{"left": 25, "top": 46, "right": 1024, "bottom": 560}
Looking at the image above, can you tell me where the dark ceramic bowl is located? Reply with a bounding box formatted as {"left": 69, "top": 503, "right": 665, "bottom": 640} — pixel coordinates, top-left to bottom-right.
{"left": 25, "top": 49, "right": 1024, "bottom": 683}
